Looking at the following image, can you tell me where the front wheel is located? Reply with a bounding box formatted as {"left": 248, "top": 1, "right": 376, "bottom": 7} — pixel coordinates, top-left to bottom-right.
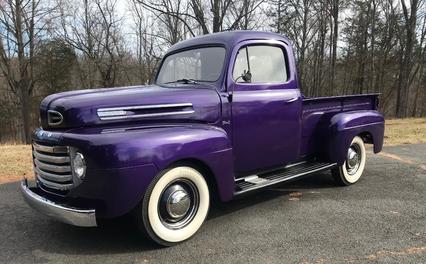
{"left": 137, "top": 166, "right": 210, "bottom": 246}
{"left": 332, "top": 136, "right": 366, "bottom": 186}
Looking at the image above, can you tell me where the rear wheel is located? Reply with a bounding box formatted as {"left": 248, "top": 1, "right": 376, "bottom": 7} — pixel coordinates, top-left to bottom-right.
{"left": 136, "top": 166, "right": 210, "bottom": 246}
{"left": 332, "top": 136, "right": 366, "bottom": 186}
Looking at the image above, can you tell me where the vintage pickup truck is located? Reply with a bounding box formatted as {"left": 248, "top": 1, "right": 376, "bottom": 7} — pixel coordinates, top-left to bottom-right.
{"left": 21, "top": 31, "right": 384, "bottom": 246}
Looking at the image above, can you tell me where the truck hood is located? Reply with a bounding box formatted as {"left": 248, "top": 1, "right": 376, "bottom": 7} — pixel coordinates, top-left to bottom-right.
{"left": 40, "top": 85, "right": 222, "bottom": 129}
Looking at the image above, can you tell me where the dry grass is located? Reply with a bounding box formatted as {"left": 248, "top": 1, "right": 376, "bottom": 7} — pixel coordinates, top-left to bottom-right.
{"left": 384, "top": 118, "right": 426, "bottom": 145}
{"left": 0, "top": 145, "right": 33, "bottom": 184}
{"left": 0, "top": 118, "right": 425, "bottom": 184}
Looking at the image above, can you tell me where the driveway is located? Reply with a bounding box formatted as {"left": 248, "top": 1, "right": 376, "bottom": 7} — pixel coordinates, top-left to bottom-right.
{"left": 1, "top": 144, "right": 425, "bottom": 263}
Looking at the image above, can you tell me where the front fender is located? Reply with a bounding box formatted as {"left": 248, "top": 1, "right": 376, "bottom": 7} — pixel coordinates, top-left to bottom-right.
{"left": 60, "top": 124, "right": 234, "bottom": 217}
{"left": 327, "top": 110, "right": 384, "bottom": 165}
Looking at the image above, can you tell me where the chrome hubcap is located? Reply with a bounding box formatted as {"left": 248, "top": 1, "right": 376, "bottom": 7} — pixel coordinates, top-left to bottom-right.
{"left": 166, "top": 187, "right": 190, "bottom": 219}
{"left": 346, "top": 144, "right": 361, "bottom": 175}
{"left": 159, "top": 179, "right": 199, "bottom": 229}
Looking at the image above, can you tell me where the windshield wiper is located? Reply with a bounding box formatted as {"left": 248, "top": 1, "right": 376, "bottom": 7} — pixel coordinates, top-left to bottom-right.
{"left": 164, "top": 78, "right": 199, "bottom": 85}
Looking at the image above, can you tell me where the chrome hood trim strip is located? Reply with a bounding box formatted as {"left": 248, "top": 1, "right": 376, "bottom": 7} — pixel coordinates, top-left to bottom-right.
{"left": 97, "top": 103, "right": 194, "bottom": 121}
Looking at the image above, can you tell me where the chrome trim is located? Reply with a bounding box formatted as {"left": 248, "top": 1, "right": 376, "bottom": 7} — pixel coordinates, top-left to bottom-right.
{"left": 21, "top": 179, "right": 96, "bottom": 227}
{"left": 98, "top": 110, "right": 127, "bottom": 118}
{"left": 346, "top": 144, "right": 361, "bottom": 175}
{"left": 33, "top": 143, "right": 69, "bottom": 154}
{"left": 234, "top": 163, "right": 337, "bottom": 196}
{"left": 284, "top": 161, "right": 307, "bottom": 169}
{"left": 342, "top": 121, "right": 385, "bottom": 130}
{"left": 34, "top": 159, "right": 71, "bottom": 173}
{"left": 159, "top": 179, "right": 200, "bottom": 230}
{"left": 32, "top": 142, "right": 73, "bottom": 191}
{"left": 47, "top": 110, "right": 64, "bottom": 126}
{"left": 33, "top": 150, "right": 70, "bottom": 163}
{"left": 244, "top": 175, "right": 269, "bottom": 184}
{"left": 35, "top": 167, "right": 72, "bottom": 182}
{"left": 36, "top": 175, "right": 74, "bottom": 190}
{"left": 99, "top": 110, "right": 195, "bottom": 121}
{"left": 165, "top": 185, "right": 191, "bottom": 219}
{"left": 97, "top": 103, "right": 194, "bottom": 121}
{"left": 285, "top": 97, "right": 298, "bottom": 103}
{"left": 98, "top": 103, "right": 193, "bottom": 112}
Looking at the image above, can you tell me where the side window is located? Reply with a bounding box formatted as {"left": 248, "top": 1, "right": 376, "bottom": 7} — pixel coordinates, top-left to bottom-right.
{"left": 232, "top": 48, "right": 249, "bottom": 81}
{"left": 232, "top": 45, "right": 288, "bottom": 84}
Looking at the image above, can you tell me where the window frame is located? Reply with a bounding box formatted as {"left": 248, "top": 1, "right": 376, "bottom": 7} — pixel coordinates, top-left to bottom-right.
{"left": 228, "top": 40, "right": 292, "bottom": 91}
{"left": 155, "top": 44, "right": 227, "bottom": 86}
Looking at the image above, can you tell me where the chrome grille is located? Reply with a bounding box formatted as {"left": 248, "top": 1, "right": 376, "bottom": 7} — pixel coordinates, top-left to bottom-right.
{"left": 33, "top": 143, "right": 73, "bottom": 191}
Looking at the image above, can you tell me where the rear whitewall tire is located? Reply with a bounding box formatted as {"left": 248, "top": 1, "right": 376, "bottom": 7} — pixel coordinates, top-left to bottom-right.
{"left": 332, "top": 136, "right": 366, "bottom": 186}
{"left": 140, "top": 166, "right": 210, "bottom": 246}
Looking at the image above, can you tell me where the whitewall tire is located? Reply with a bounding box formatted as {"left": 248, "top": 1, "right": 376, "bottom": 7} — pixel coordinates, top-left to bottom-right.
{"left": 137, "top": 166, "right": 210, "bottom": 246}
{"left": 332, "top": 136, "right": 366, "bottom": 186}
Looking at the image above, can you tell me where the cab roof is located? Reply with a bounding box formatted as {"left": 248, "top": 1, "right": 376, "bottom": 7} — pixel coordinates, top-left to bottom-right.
{"left": 167, "top": 30, "right": 292, "bottom": 53}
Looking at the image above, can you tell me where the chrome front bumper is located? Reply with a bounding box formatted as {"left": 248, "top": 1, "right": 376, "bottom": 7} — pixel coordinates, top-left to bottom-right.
{"left": 20, "top": 179, "right": 97, "bottom": 227}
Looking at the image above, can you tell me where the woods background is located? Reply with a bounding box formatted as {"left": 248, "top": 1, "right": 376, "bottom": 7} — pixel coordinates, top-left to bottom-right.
{"left": 0, "top": 0, "right": 425, "bottom": 143}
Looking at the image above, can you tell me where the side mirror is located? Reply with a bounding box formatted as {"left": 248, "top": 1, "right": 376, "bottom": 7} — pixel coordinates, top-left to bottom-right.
{"left": 242, "top": 70, "right": 252, "bottom": 83}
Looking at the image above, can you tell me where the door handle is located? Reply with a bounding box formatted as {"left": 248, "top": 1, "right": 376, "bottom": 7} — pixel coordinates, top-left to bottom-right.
{"left": 221, "top": 92, "right": 233, "bottom": 102}
{"left": 285, "top": 97, "right": 298, "bottom": 103}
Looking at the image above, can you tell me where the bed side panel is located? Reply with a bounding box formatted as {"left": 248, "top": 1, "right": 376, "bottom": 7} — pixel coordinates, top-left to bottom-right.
{"left": 301, "top": 94, "right": 378, "bottom": 158}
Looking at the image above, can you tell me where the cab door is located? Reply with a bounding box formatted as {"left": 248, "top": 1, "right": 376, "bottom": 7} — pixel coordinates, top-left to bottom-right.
{"left": 229, "top": 41, "right": 302, "bottom": 174}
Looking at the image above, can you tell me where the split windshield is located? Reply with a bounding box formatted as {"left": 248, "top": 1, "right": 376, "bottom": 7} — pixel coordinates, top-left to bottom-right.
{"left": 156, "top": 47, "right": 226, "bottom": 85}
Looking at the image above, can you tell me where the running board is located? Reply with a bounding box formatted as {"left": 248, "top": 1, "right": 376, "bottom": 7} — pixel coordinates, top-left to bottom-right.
{"left": 234, "top": 161, "right": 337, "bottom": 196}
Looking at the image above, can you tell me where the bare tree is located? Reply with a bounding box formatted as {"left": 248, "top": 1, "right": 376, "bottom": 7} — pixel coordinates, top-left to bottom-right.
{"left": 129, "top": 0, "right": 162, "bottom": 84}
{"left": 0, "top": 0, "right": 53, "bottom": 143}
{"left": 328, "top": 0, "right": 344, "bottom": 92}
{"left": 270, "top": 0, "right": 318, "bottom": 93}
{"left": 395, "top": 0, "right": 420, "bottom": 117}
{"left": 57, "top": 0, "right": 125, "bottom": 88}
{"left": 139, "top": 0, "right": 265, "bottom": 35}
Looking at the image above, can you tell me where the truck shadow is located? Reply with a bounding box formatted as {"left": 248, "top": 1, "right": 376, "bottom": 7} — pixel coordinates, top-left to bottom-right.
{"left": 17, "top": 173, "right": 337, "bottom": 257}
{"left": 208, "top": 172, "right": 336, "bottom": 220}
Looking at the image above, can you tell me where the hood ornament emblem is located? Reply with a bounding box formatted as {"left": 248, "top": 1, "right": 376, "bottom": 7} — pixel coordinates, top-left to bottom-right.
{"left": 47, "top": 110, "right": 64, "bottom": 126}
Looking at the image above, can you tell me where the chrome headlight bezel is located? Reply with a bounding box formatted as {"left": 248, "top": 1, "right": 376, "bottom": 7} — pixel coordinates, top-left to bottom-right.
{"left": 70, "top": 150, "right": 86, "bottom": 181}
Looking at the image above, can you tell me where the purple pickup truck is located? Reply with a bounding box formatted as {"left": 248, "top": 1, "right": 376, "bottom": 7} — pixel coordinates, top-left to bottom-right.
{"left": 21, "top": 31, "right": 384, "bottom": 246}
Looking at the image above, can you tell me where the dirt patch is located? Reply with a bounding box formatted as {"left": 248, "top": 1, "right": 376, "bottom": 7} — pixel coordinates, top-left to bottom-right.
{"left": 289, "top": 191, "right": 303, "bottom": 201}
{"left": 379, "top": 152, "right": 416, "bottom": 165}
{"left": 0, "top": 145, "right": 33, "bottom": 184}
{"left": 378, "top": 151, "right": 426, "bottom": 171}
{"left": 366, "top": 246, "right": 426, "bottom": 261}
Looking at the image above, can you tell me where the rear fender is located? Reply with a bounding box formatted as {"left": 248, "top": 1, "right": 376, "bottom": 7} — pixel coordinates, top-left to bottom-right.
{"left": 327, "top": 110, "right": 384, "bottom": 165}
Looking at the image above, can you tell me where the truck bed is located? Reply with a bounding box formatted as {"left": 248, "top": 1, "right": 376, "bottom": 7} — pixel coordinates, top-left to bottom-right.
{"left": 300, "top": 93, "right": 380, "bottom": 157}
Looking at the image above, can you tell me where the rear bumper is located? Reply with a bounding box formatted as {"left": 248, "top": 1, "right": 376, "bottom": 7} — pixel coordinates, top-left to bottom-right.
{"left": 20, "top": 179, "right": 97, "bottom": 227}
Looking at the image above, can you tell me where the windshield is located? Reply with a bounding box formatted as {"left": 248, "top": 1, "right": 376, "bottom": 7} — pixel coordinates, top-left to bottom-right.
{"left": 156, "top": 47, "right": 226, "bottom": 85}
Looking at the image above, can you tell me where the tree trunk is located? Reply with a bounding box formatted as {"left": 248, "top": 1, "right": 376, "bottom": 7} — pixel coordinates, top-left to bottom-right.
{"left": 330, "top": 0, "right": 339, "bottom": 93}
{"left": 19, "top": 85, "right": 32, "bottom": 143}
{"left": 396, "top": 0, "right": 419, "bottom": 118}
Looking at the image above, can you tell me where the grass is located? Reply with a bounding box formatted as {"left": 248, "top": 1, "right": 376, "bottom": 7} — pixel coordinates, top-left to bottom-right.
{"left": 384, "top": 118, "right": 426, "bottom": 146}
{"left": 0, "top": 144, "right": 33, "bottom": 184}
{"left": 0, "top": 118, "right": 425, "bottom": 184}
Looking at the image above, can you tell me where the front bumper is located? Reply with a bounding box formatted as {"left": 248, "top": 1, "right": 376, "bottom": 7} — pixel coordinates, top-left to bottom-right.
{"left": 20, "top": 179, "right": 97, "bottom": 227}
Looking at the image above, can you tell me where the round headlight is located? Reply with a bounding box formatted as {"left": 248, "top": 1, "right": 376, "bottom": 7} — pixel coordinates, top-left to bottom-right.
{"left": 72, "top": 152, "right": 86, "bottom": 179}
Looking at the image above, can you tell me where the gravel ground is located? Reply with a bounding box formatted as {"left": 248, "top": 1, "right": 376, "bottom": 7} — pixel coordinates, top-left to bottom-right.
{"left": 0, "top": 144, "right": 425, "bottom": 264}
